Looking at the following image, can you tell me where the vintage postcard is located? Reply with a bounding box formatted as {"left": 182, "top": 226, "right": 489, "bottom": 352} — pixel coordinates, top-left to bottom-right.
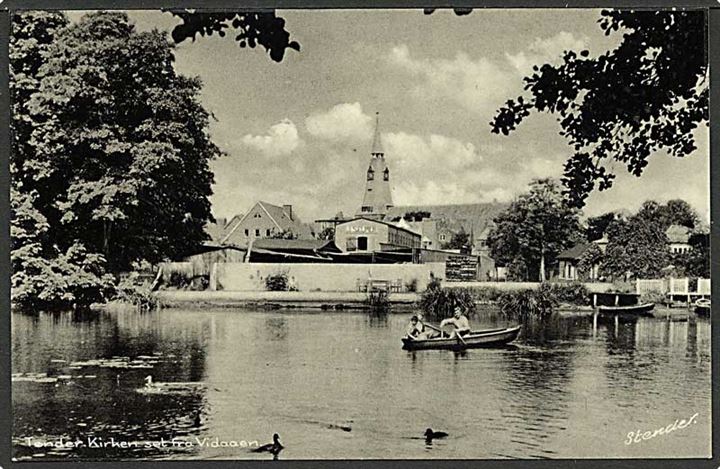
{"left": 8, "top": 7, "right": 711, "bottom": 462}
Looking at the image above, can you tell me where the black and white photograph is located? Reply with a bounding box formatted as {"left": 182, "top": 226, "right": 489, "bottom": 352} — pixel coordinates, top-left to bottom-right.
{"left": 8, "top": 7, "right": 712, "bottom": 461}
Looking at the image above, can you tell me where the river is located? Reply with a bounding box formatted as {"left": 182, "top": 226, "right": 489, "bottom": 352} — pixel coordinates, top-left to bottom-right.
{"left": 11, "top": 307, "right": 711, "bottom": 460}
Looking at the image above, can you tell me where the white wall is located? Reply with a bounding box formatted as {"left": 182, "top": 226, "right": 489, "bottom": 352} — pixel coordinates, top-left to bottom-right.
{"left": 213, "top": 262, "right": 446, "bottom": 292}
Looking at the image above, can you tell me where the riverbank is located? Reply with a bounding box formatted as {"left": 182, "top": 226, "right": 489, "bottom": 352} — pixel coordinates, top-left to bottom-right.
{"left": 151, "top": 290, "right": 420, "bottom": 310}
{"left": 140, "top": 290, "right": 698, "bottom": 321}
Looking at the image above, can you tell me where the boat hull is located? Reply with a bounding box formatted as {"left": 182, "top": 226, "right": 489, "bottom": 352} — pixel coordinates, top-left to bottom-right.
{"left": 695, "top": 299, "right": 711, "bottom": 316}
{"left": 597, "top": 303, "right": 655, "bottom": 317}
{"left": 401, "top": 326, "right": 521, "bottom": 351}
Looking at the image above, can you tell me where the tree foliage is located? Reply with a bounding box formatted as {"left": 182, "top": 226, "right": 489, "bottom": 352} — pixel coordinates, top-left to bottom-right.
{"left": 491, "top": 10, "right": 708, "bottom": 208}
{"left": 585, "top": 212, "right": 617, "bottom": 241}
{"left": 486, "top": 178, "right": 582, "bottom": 281}
{"left": 11, "top": 11, "right": 222, "bottom": 310}
{"left": 601, "top": 210, "right": 670, "bottom": 280}
{"left": 316, "top": 226, "right": 335, "bottom": 241}
{"left": 166, "top": 10, "right": 300, "bottom": 62}
{"left": 441, "top": 227, "right": 470, "bottom": 251}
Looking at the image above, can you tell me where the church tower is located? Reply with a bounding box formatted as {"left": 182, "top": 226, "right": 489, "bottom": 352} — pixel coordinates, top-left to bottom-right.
{"left": 357, "top": 113, "right": 393, "bottom": 220}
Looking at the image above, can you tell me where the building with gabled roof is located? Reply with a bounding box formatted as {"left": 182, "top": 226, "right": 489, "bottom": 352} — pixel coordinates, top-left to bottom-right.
{"left": 221, "top": 201, "right": 313, "bottom": 246}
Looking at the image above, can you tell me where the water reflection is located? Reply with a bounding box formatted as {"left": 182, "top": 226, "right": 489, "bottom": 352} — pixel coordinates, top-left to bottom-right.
{"left": 12, "top": 309, "right": 711, "bottom": 460}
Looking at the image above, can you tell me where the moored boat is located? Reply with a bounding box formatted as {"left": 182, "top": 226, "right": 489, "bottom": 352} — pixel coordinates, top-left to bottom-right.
{"left": 597, "top": 303, "right": 655, "bottom": 316}
{"left": 694, "top": 298, "right": 711, "bottom": 316}
{"left": 401, "top": 326, "right": 521, "bottom": 351}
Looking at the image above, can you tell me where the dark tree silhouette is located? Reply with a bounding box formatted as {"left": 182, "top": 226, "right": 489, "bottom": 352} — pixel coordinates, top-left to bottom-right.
{"left": 166, "top": 10, "right": 300, "bottom": 62}
{"left": 491, "top": 10, "right": 708, "bottom": 208}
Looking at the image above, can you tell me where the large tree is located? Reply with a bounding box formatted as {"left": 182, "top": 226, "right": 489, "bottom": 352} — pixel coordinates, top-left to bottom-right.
{"left": 486, "top": 178, "right": 582, "bottom": 281}
{"left": 491, "top": 10, "right": 708, "bottom": 208}
{"left": 11, "top": 11, "right": 222, "bottom": 310}
{"left": 601, "top": 208, "right": 670, "bottom": 280}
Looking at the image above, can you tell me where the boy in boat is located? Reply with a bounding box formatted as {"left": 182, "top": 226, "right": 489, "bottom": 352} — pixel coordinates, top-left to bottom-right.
{"left": 406, "top": 315, "right": 424, "bottom": 339}
{"left": 440, "top": 307, "right": 471, "bottom": 338}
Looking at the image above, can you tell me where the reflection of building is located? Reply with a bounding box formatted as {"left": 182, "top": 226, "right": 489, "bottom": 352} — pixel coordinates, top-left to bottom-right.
{"left": 220, "top": 201, "right": 313, "bottom": 245}
{"left": 335, "top": 218, "right": 421, "bottom": 253}
{"left": 666, "top": 224, "right": 692, "bottom": 254}
{"left": 356, "top": 114, "right": 393, "bottom": 220}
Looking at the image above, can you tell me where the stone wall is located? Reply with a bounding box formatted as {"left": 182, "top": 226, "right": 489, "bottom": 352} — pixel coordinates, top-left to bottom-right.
{"left": 212, "top": 262, "right": 446, "bottom": 292}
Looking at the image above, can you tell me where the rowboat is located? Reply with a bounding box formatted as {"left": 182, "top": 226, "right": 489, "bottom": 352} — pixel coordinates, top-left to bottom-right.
{"left": 695, "top": 298, "right": 711, "bottom": 316}
{"left": 597, "top": 303, "right": 655, "bottom": 316}
{"left": 401, "top": 326, "right": 521, "bottom": 351}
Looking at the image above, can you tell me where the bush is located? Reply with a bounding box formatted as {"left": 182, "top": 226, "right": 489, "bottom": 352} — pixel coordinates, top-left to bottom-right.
{"left": 265, "top": 271, "right": 289, "bottom": 291}
{"left": 405, "top": 278, "right": 418, "bottom": 293}
{"left": 550, "top": 282, "right": 591, "bottom": 305}
{"left": 167, "top": 271, "right": 191, "bottom": 289}
{"left": 640, "top": 290, "right": 666, "bottom": 305}
{"left": 497, "top": 283, "right": 558, "bottom": 321}
{"left": 11, "top": 242, "right": 116, "bottom": 312}
{"left": 116, "top": 272, "right": 158, "bottom": 310}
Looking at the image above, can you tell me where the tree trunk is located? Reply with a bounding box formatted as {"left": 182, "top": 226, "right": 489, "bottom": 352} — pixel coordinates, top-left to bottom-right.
{"left": 539, "top": 246, "right": 546, "bottom": 282}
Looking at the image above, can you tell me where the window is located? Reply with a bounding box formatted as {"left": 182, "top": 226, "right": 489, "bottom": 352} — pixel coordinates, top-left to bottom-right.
{"left": 383, "top": 168, "right": 389, "bottom": 181}
{"left": 244, "top": 229, "right": 249, "bottom": 236}
{"left": 361, "top": 206, "right": 373, "bottom": 213}
{"left": 255, "top": 229, "right": 260, "bottom": 236}
{"left": 439, "top": 234, "right": 446, "bottom": 241}
{"left": 266, "top": 229, "right": 271, "bottom": 236}
{"left": 346, "top": 238, "right": 357, "bottom": 251}
{"left": 357, "top": 236, "right": 368, "bottom": 251}
{"left": 367, "top": 167, "right": 374, "bottom": 180}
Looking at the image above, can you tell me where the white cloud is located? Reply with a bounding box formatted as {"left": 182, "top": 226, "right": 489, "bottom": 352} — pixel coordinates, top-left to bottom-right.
{"left": 383, "top": 131, "right": 481, "bottom": 171}
{"left": 305, "top": 102, "right": 374, "bottom": 142}
{"left": 393, "top": 180, "right": 513, "bottom": 206}
{"left": 505, "top": 31, "right": 588, "bottom": 75}
{"left": 387, "top": 44, "right": 515, "bottom": 116}
{"left": 240, "top": 119, "right": 301, "bottom": 157}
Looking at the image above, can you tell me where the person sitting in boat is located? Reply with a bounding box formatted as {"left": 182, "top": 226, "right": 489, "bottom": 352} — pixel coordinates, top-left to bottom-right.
{"left": 440, "top": 307, "right": 471, "bottom": 338}
{"left": 406, "top": 315, "right": 425, "bottom": 339}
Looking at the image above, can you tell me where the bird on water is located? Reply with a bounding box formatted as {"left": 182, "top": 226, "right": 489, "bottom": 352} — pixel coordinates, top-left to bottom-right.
{"left": 253, "top": 433, "right": 284, "bottom": 459}
{"left": 424, "top": 428, "right": 448, "bottom": 443}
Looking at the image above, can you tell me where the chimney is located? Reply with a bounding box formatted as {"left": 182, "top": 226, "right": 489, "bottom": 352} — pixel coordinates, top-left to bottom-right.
{"left": 283, "top": 204, "right": 293, "bottom": 221}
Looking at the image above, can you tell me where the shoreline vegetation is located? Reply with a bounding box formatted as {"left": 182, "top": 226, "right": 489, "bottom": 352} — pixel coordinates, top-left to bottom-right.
{"left": 81, "top": 280, "right": 693, "bottom": 322}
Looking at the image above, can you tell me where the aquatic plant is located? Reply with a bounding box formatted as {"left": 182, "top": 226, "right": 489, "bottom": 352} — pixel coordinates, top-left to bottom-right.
{"left": 497, "top": 283, "right": 558, "bottom": 321}
{"left": 419, "top": 282, "right": 476, "bottom": 319}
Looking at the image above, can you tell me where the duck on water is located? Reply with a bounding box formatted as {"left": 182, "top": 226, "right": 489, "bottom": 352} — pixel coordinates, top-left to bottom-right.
{"left": 252, "top": 433, "right": 283, "bottom": 459}
{"left": 424, "top": 428, "right": 448, "bottom": 443}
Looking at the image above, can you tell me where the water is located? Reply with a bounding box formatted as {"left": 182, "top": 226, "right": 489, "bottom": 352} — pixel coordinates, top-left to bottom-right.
{"left": 12, "top": 308, "right": 711, "bottom": 460}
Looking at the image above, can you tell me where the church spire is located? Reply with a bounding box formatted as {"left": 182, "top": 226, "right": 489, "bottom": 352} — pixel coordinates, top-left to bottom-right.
{"left": 370, "top": 112, "right": 384, "bottom": 156}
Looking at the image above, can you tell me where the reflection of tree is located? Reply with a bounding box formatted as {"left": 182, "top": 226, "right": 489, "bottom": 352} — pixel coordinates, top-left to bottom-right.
{"left": 264, "top": 316, "right": 288, "bottom": 341}
{"left": 12, "top": 310, "right": 210, "bottom": 459}
{"left": 366, "top": 311, "right": 389, "bottom": 328}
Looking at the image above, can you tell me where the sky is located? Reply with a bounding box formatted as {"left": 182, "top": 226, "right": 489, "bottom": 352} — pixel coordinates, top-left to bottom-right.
{"left": 83, "top": 9, "right": 710, "bottom": 224}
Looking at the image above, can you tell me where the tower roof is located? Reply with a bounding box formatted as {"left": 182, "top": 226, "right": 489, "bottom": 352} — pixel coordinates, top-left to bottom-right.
{"left": 371, "top": 112, "right": 384, "bottom": 155}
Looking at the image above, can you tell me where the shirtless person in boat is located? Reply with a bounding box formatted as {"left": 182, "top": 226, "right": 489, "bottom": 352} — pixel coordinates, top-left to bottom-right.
{"left": 440, "top": 307, "right": 471, "bottom": 338}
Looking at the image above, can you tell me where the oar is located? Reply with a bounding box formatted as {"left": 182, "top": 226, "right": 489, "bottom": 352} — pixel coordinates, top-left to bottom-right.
{"left": 422, "top": 322, "right": 446, "bottom": 338}
{"left": 455, "top": 332, "right": 467, "bottom": 346}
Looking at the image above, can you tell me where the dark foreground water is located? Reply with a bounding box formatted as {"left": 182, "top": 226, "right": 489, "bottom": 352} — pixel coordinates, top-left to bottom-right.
{"left": 12, "top": 307, "right": 711, "bottom": 460}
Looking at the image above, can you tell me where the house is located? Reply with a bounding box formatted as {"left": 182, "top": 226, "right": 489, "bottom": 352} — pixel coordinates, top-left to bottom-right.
{"left": 557, "top": 243, "right": 601, "bottom": 281}
{"left": 666, "top": 224, "right": 692, "bottom": 254}
{"left": 334, "top": 217, "right": 421, "bottom": 253}
{"left": 221, "top": 201, "right": 313, "bottom": 246}
{"left": 384, "top": 203, "right": 508, "bottom": 251}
